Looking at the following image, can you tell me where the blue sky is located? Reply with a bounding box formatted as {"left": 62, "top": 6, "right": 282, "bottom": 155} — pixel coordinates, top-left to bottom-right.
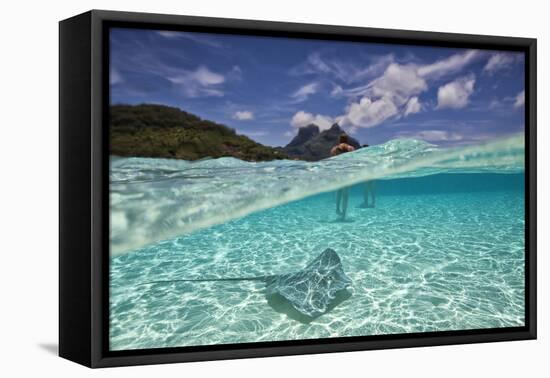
{"left": 110, "top": 28, "right": 525, "bottom": 147}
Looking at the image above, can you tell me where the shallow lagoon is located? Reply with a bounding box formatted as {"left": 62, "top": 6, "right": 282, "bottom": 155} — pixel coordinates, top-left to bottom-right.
{"left": 110, "top": 172, "right": 524, "bottom": 350}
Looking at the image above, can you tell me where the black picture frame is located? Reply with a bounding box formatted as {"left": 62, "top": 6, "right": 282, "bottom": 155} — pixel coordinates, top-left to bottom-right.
{"left": 59, "top": 9, "right": 537, "bottom": 368}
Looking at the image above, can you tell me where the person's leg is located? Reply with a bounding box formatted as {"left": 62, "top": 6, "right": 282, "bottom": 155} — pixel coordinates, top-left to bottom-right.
{"left": 369, "top": 181, "right": 376, "bottom": 208}
{"left": 359, "top": 182, "right": 369, "bottom": 208}
{"left": 336, "top": 189, "right": 342, "bottom": 215}
{"left": 342, "top": 187, "right": 349, "bottom": 219}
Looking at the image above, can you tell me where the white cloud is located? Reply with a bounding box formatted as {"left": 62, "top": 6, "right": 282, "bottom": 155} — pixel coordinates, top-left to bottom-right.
{"left": 291, "top": 82, "right": 319, "bottom": 102}
{"left": 191, "top": 66, "right": 225, "bottom": 85}
{"left": 404, "top": 97, "right": 422, "bottom": 116}
{"left": 341, "top": 97, "right": 399, "bottom": 128}
{"left": 370, "top": 63, "right": 428, "bottom": 103}
{"left": 417, "top": 50, "right": 480, "bottom": 79}
{"left": 341, "top": 63, "right": 426, "bottom": 100}
{"left": 157, "top": 31, "right": 182, "bottom": 38}
{"left": 331, "top": 84, "right": 344, "bottom": 97}
{"left": 293, "top": 52, "right": 395, "bottom": 85}
{"left": 290, "top": 50, "right": 480, "bottom": 130}
{"left": 355, "top": 54, "right": 396, "bottom": 82}
{"left": 437, "top": 75, "right": 476, "bottom": 109}
{"left": 228, "top": 65, "right": 243, "bottom": 81}
{"left": 110, "top": 67, "right": 123, "bottom": 85}
{"left": 168, "top": 66, "right": 225, "bottom": 97}
{"left": 232, "top": 110, "right": 254, "bottom": 121}
{"left": 290, "top": 110, "right": 334, "bottom": 130}
{"left": 514, "top": 90, "right": 525, "bottom": 108}
{"left": 483, "top": 53, "right": 515, "bottom": 74}
{"left": 156, "top": 31, "right": 223, "bottom": 48}
{"left": 306, "top": 53, "right": 331, "bottom": 74}
{"left": 338, "top": 63, "right": 426, "bottom": 128}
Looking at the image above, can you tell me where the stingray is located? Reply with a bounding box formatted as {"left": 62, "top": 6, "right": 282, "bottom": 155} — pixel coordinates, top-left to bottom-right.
{"left": 142, "top": 248, "right": 353, "bottom": 319}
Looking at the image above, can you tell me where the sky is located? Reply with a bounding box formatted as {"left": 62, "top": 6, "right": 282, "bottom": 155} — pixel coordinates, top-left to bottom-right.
{"left": 110, "top": 27, "right": 525, "bottom": 147}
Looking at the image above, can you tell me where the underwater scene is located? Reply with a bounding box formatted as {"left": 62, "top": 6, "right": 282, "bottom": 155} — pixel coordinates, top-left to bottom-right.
{"left": 109, "top": 135, "right": 525, "bottom": 350}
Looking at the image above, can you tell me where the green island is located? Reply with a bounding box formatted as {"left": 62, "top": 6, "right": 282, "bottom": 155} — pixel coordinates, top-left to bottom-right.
{"left": 110, "top": 104, "right": 289, "bottom": 162}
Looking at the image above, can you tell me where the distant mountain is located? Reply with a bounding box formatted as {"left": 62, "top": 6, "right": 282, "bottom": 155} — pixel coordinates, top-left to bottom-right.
{"left": 284, "top": 123, "right": 361, "bottom": 161}
{"left": 110, "top": 104, "right": 288, "bottom": 162}
{"left": 285, "top": 124, "right": 320, "bottom": 148}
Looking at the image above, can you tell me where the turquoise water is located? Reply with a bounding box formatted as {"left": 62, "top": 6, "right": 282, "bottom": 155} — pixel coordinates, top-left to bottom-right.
{"left": 109, "top": 136, "right": 525, "bottom": 351}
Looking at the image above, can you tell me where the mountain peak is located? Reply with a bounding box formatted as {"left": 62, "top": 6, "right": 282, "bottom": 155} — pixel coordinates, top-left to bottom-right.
{"left": 286, "top": 124, "right": 320, "bottom": 148}
{"left": 304, "top": 123, "right": 321, "bottom": 131}
{"left": 284, "top": 123, "right": 361, "bottom": 161}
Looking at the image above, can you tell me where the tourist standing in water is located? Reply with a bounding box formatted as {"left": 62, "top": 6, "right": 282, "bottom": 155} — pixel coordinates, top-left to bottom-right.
{"left": 330, "top": 134, "right": 356, "bottom": 220}
{"left": 360, "top": 181, "right": 376, "bottom": 208}
{"left": 359, "top": 144, "right": 376, "bottom": 208}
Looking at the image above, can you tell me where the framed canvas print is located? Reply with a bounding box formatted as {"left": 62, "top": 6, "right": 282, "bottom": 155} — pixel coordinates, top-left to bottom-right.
{"left": 59, "top": 10, "right": 536, "bottom": 368}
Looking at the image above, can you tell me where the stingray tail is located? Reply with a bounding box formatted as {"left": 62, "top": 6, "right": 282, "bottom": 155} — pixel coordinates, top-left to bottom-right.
{"left": 138, "top": 275, "right": 272, "bottom": 287}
